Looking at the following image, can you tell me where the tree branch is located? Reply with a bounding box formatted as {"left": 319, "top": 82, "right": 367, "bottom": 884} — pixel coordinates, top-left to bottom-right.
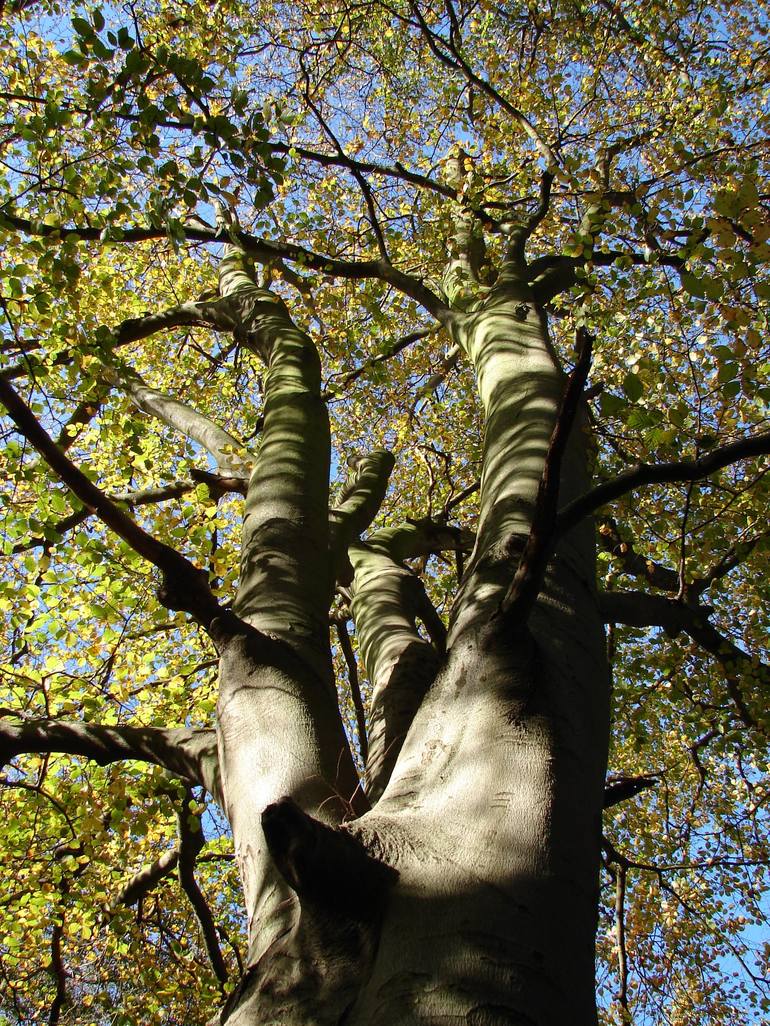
{"left": 325, "top": 326, "right": 437, "bottom": 395}
{"left": 499, "top": 327, "right": 593, "bottom": 624}
{"left": 1, "top": 297, "right": 234, "bottom": 380}
{"left": 12, "top": 473, "right": 247, "bottom": 554}
{"left": 268, "top": 141, "right": 454, "bottom": 199}
{"left": 598, "top": 590, "right": 768, "bottom": 727}
{"left": 690, "top": 528, "right": 770, "bottom": 596}
{"left": 558, "top": 431, "right": 770, "bottom": 537}
{"left": 176, "top": 789, "right": 228, "bottom": 987}
{"left": 113, "top": 848, "right": 179, "bottom": 909}
{"left": 597, "top": 517, "right": 680, "bottom": 592}
{"left": 0, "top": 716, "right": 219, "bottom": 794}
{"left": 407, "top": 2, "right": 559, "bottom": 167}
{"left": 330, "top": 449, "right": 395, "bottom": 579}
{"left": 106, "top": 362, "right": 250, "bottom": 475}
{"left": 2, "top": 210, "right": 451, "bottom": 324}
{"left": 603, "top": 773, "right": 658, "bottom": 808}
{"left": 48, "top": 919, "right": 67, "bottom": 1026}
{"left": 336, "top": 620, "right": 368, "bottom": 762}
{"left": 0, "top": 374, "right": 226, "bottom": 628}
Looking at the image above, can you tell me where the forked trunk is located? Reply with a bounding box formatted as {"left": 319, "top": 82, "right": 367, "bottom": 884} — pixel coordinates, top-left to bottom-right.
{"left": 214, "top": 240, "right": 608, "bottom": 1026}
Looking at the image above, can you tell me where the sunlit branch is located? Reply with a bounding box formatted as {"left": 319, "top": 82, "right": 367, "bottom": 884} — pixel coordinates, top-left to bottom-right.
{"left": 0, "top": 716, "right": 219, "bottom": 793}
{"left": 558, "top": 431, "right": 770, "bottom": 537}
{"left": 330, "top": 449, "right": 395, "bottom": 579}
{"left": 106, "top": 362, "right": 250, "bottom": 474}
{"left": 114, "top": 849, "right": 180, "bottom": 909}
{"left": 2, "top": 210, "right": 451, "bottom": 323}
{"left": 499, "top": 327, "right": 593, "bottom": 625}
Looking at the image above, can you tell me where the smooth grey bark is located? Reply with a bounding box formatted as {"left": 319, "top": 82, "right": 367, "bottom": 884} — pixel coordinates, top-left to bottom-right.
{"left": 211, "top": 247, "right": 364, "bottom": 1006}
{"left": 349, "top": 538, "right": 441, "bottom": 802}
{"left": 105, "top": 362, "right": 251, "bottom": 475}
{"left": 331, "top": 272, "right": 608, "bottom": 1026}
{"left": 210, "top": 235, "right": 608, "bottom": 1025}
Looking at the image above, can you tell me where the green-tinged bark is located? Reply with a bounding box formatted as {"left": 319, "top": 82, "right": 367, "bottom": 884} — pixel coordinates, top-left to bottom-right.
{"left": 106, "top": 362, "right": 250, "bottom": 475}
{"left": 212, "top": 248, "right": 362, "bottom": 1001}
{"left": 349, "top": 539, "right": 441, "bottom": 801}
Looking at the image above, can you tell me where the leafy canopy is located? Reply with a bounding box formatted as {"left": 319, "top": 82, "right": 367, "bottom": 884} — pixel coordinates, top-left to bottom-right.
{"left": 0, "top": 1, "right": 768, "bottom": 1024}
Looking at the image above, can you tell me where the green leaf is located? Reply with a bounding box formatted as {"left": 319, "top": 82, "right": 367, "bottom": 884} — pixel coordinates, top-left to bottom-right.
{"left": 622, "top": 373, "right": 643, "bottom": 402}
{"left": 71, "top": 16, "right": 93, "bottom": 37}
{"left": 680, "top": 272, "right": 706, "bottom": 298}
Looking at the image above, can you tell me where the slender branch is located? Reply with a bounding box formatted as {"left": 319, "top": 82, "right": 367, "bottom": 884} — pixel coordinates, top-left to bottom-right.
{"left": 326, "top": 326, "right": 436, "bottom": 394}
{"left": 12, "top": 473, "right": 247, "bottom": 554}
{"left": 0, "top": 374, "right": 225, "bottom": 627}
{"left": 598, "top": 590, "right": 768, "bottom": 727}
{"left": 268, "top": 141, "right": 454, "bottom": 198}
{"left": 690, "top": 529, "right": 770, "bottom": 596}
{"left": 336, "top": 620, "right": 368, "bottom": 762}
{"left": 408, "top": 2, "right": 559, "bottom": 167}
{"left": 54, "top": 392, "right": 106, "bottom": 451}
{"left": 301, "top": 81, "right": 390, "bottom": 263}
{"left": 443, "top": 478, "right": 480, "bottom": 515}
{"left": 614, "top": 862, "right": 630, "bottom": 1017}
{"left": 2, "top": 211, "right": 450, "bottom": 323}
{"left": 525, "top": 169, "right": 555, "bottom": 234}
{"left": 176, "top": 789, "right": 228, "bottom": 987}
{"left": 499, "top": 327, "right": 594, "bottom": 623}
{"left": 0, "top": 716, "right": 219, "bottom": 793}
{"left": 558, "top": 431, "right": 770, "bottom": 537}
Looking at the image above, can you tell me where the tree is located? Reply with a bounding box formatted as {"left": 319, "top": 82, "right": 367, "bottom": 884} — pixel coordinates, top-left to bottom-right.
{"left": 0, "top": 1, "right": 768, "bottom": 1023}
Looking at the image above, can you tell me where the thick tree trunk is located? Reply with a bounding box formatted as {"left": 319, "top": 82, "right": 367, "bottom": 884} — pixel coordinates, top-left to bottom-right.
{"left": 220, "top": 589, "right": 607, "bottom": 1026}
{"left": 214, "top": 244, "right": 608, "bottom": 1025}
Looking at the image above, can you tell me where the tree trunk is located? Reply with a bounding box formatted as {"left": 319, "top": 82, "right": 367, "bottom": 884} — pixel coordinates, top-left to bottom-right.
{"left": 215, "top": 263, "right": 609, "bottom": 1024}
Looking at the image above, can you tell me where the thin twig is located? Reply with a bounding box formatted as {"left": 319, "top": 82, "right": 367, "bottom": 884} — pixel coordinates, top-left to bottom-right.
{"left": 336, "top": 620, "right": 368, "bottom": 762}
